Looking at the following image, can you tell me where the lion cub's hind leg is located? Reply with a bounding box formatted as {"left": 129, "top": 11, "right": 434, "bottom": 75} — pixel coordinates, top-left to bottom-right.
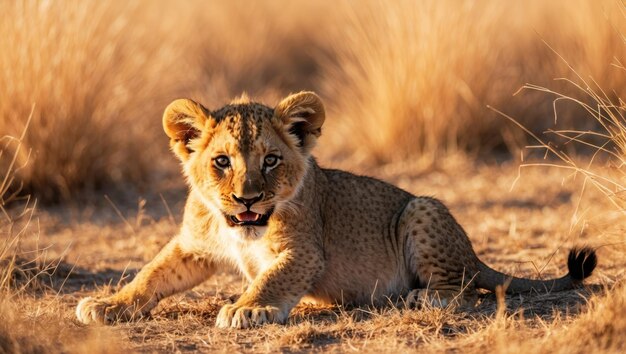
{"left": 400, "top": 197, "right": 480, "bottom": 309}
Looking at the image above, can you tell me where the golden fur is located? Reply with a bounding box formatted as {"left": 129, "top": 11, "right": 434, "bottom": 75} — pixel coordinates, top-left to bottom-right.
{"left": 76, "top": 92, "right": 596, "bottom": 328}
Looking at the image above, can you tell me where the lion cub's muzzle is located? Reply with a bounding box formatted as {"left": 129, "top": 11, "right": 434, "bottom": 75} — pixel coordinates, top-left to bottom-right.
{"left": 226, "top": 192, "right": 274, "bottom": 227}
{"left": 225, "top": 208, "right": 274, "bottom": 227}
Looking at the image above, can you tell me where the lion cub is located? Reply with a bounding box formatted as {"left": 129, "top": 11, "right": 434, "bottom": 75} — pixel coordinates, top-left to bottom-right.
{"left": 76, "top": 92, "right": 596, "bottom": 328}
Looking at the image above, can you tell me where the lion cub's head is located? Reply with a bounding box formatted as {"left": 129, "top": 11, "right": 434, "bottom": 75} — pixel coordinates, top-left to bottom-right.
{"left": 163, "top": 92, "right": 325, "bottom": 239}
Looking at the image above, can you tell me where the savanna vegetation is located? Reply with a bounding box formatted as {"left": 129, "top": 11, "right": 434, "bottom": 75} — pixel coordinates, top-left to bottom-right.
{"left": 1, "top": 0, "right": 625, "bottom": 352}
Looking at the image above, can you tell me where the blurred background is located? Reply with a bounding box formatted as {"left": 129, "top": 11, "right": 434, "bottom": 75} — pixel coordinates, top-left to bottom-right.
{"left": 1, "top": 0, "right": 624, "bottom": 202}
{"left": 1, "top": 3, "right": 625, "bottom": 351}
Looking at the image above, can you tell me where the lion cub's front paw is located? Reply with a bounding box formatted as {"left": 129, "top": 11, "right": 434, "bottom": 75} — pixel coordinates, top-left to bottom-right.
{"left": 215, "top": 304, "right": 287, "bottom": 329}
{"left": 76, "top": 296, "right": 148, "bottom": 325}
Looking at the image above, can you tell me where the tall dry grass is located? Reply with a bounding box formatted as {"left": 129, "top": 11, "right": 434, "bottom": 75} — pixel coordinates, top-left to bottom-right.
{"left": 0, "top": 1, "right": 186, "bottom": 201}
{"left": 1, "top": 0, "right": 625, "bottom": 199}
{"left": 0, "top": 0, "right": 331, "bottom": 202}
{"left": 0, "top": 125, "right": 124, "bottom": 353}
{"left": 177, "top": 0, "right": 331, "bottom": 105}
{"left": 491, "top": 0, "right": 626, "bottom": 214}
{"left": 474, "top": 8, "right": 626, "bottom": 352}
{"left": 321, "top": 0, "right": 626, "bottom": 164}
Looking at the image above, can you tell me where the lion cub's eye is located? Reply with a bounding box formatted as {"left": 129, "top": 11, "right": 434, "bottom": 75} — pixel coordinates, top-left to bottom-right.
{"left": 263, "top": 154, "right": 280, "bottom": 168}
{"left": 214, "top": 155, "right": 231, "bottom": 169}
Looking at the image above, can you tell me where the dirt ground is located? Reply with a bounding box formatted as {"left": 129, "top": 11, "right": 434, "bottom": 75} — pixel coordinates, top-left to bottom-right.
{"left": 5, "top": 157, "right": 626, "bottom": 353}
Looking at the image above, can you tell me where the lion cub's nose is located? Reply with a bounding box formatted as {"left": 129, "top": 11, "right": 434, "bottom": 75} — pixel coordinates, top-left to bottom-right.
{"left": 232, "top": 193, "right": 264, "bottom": 208}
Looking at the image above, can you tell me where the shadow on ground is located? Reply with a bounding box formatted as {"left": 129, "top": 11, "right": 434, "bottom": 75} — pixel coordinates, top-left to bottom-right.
{"left": 3, "top": 256, "right": 137, "bottom": 294}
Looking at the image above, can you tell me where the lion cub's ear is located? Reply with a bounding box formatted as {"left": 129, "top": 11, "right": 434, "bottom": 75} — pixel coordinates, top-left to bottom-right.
{"left": 163, "top": 98, "right": 212, "bottom": 161}
{"left": 274, "top": 91, "right": 325, "bottom": 154}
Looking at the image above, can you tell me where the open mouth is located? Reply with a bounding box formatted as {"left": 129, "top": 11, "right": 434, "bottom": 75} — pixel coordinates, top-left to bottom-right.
{"left": 226, "top": 208, "right": 274, "bottom": 227}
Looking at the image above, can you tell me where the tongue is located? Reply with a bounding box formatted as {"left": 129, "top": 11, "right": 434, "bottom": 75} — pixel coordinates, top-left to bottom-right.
{"left": 236, "top": 211, "right": 260, "bottom": 222}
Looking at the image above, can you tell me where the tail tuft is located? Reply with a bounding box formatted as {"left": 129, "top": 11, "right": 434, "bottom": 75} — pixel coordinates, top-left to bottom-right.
{"left": 567, "top": 247, "right": 597, "bottom": 281}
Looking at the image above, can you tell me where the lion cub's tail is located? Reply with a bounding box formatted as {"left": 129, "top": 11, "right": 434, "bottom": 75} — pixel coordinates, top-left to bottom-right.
{"left": 475, "top": 247, "right": 597, "bottom": 293}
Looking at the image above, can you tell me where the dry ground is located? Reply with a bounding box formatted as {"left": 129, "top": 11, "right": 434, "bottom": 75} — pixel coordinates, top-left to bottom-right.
{"left": 3, "top": 157, "right": 625, "bottom": 353}
{"left": 1, "top": 1, "right": 625, "bottom": 353}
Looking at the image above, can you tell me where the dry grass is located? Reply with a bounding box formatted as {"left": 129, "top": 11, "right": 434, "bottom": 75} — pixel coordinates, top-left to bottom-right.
{"left": 506, "top": 61, "right": 626, "bottom": 211}
{"left": 0, "top": 1, "right": 185, "bottom": 201}
{"left": 0, "top": 0, "right": 332, "bottom": 202}
{"left": 176, "top": 0, "right": 331, "bottom": 105}
{"left": 0, "top": 160, "right": 617, "bottom": 353}
{"left": 471, "top": 9, "right": 626, "bottom": 352}
{"left": 2, "top": 0, "right": 626, "bottom": 353}
{"left": 321, "top": 0, "right": 626, "bottom": 164}
{"left": 0, "top": 296, "right": 124, "bottom": 354}
{"left": 0, "top": 127, "right": 126, "bottom": 353}
{"left": 2, "top": 1, "right": 625, "bottom": 199}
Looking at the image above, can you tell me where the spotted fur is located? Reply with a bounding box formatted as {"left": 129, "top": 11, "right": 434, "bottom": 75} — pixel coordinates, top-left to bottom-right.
{"left": 76, "top": 91, "right": 597, "bottom": 328}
